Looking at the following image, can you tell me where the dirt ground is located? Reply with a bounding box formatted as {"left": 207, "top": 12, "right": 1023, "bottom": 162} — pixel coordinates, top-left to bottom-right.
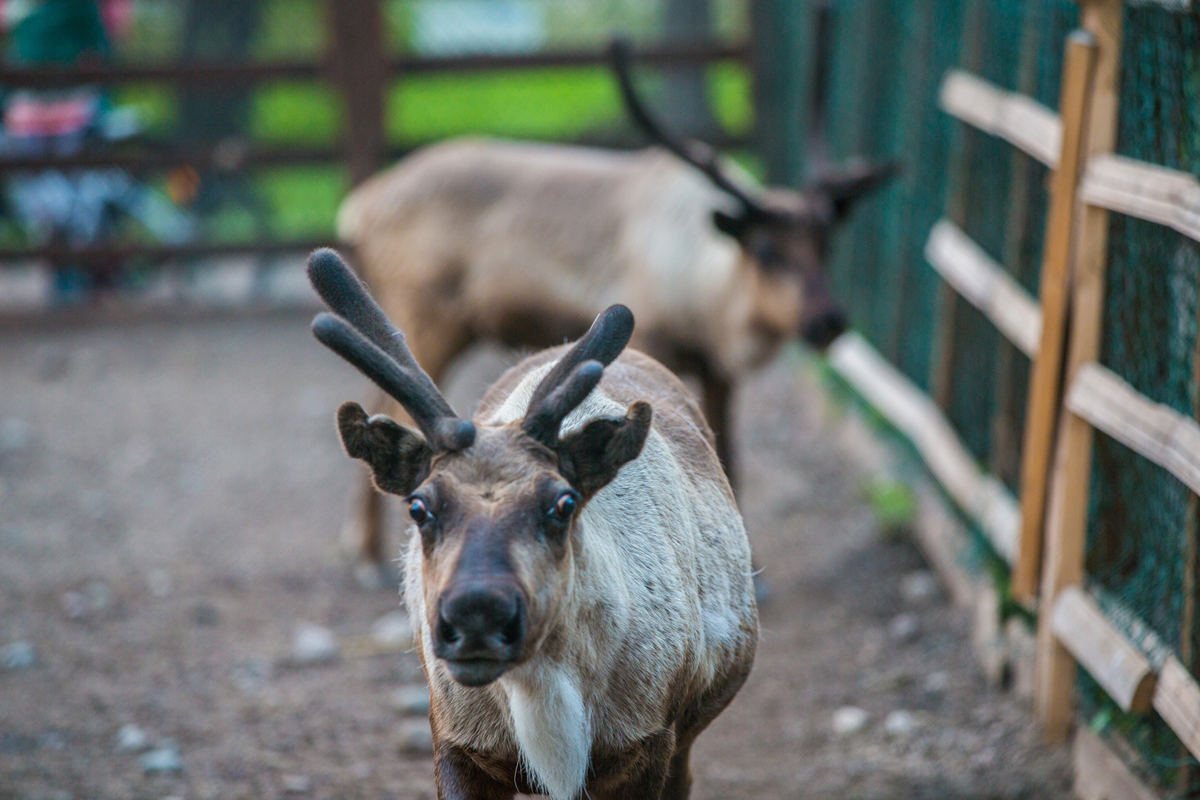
{"left": 0, "top": 312, "right": 1072, "bottom": 800}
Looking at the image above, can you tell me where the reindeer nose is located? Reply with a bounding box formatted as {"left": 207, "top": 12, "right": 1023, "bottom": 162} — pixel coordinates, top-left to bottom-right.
{"left": 435, "top": 584, "right": 525, "bottom": 666}
{"left": 802, "top": 308, "right": 848, "bottom": 350}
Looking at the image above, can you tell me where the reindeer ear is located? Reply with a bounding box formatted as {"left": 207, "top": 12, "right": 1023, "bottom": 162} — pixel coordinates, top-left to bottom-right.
{"left": 814, "top": 159, "right": 901, "bottom": 222}
{"left": 712, "top": 209, "right": 749, "bottom": 240}
{"left": 336, "top": 401, "right": 432, "bottom": 495}
{"left": 556, "top": 401, "right": 652, "bottom": 497}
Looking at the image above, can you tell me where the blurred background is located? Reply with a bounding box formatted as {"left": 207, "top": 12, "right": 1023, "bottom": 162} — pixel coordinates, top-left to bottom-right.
{"left": 0, "top": 0, "right": 757, "bottom": 308}
{"left": 2, "top": 1, "right": 1199, "bottom": 799}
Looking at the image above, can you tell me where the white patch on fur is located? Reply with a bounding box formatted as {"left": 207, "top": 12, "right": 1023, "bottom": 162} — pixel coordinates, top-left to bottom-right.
{"left": 502, "top": 665, "right": 591, "bottom": 800}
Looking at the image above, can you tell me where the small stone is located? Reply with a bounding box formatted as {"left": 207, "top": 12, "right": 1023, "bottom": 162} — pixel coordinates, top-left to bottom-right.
{"left": 115, "top": 724, "right": 150, "bottom": 752}
{"left": 78, "top": 489, "right": 110, "bottom": 521}
{"left": 353, "top": 562, "right": 386, "bottom": 592}
{"left": 178, "top": 464, "right": 205, "bottom": 495}
{"left": 832, "top": 706, "right": 868, "bottom": 736}
{"left": 62, "top": 591, "right": 91, "bottom": 620}
{"left": 1, "top": 640, "right": 35, "bottom": 670}
{"left": 84, "top": 581, "right": 113, "bottom": 611}
{"left": 292, "top": 623, "right": 338, "bottom": 664}
{"left": 398, "top": 719, "right": 434, "bottom": 755}
{"left": 972, "top": 745, "right": 997, "bottom": 771}
{"left": 139, "top": 747, "right": 183, "bottom": 773}
{"left": 282, "top": 774, "right": 312, "bottom": 794}
{"left": 390, "top": 685, "right": 431, "bottom": 716}
{"left": 887, "top": 613, "right": 920, "bottom": 643}
{"left": 371, "top": 611, "right": 414, "bottom": 650}
{"left": 231, "top": 654, "right": 272, "bottom": 695}
{"left": 0, "top": 418, "right": 32, "bottom": 454}
{"left": 191, "top": 603, "right": 220, "bottom": 626}
{"left": 35, "top": 346, "right": 69, "bottom": 381}
{"left": 923, "top": 671, "right": 949, "bottom": 694}
{"left": 39, "top": 731, "right": 66, "bottom": 750}
{"left": 899, "top": 571, "right": 940, "bottom": 605}
{"left": 884, "top": 709, "right": 918, "bottom": 737}
{"left": 147, "top": 569, "right": 173, "bottom": 598}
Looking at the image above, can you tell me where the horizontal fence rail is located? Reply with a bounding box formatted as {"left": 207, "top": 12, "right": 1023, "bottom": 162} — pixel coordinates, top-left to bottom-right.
{"left": 938, "top": 69, "right": 1062, "bottom": 168}
{"left": 924, "top": 219, "right": 1043, "bottom": 357}
{"left": 1080, "top": 154, "right": 1200, "bottom": 244}
{"left": 0, "top": 41, "right": 751, "bottom": 88}
{"left": 0, "top": 37, "right": 752, "bottom": 271}
{"left": 828, "top": 332, "right": 1021, "bottom": 565}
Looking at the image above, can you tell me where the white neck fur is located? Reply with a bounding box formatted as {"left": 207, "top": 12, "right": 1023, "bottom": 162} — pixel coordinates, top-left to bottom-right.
{"left": 501, "top": 664, "right": 591, "bottom": 800}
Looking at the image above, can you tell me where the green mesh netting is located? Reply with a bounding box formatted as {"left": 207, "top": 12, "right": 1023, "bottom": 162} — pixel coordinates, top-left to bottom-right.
{"left": 816, "top": 0, "right": 1074, "bottom": 480}
{"left": 1075, "top": 7, "right": 1200, "bottom": 794}
{"left": 769, "top": 0, "right": 1200, "bottom": 790}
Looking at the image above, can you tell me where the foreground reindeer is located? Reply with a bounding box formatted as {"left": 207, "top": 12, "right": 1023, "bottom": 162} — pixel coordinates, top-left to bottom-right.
{"left": 337, "top": 41, "right": 896, "bottom": 566}
{"left": 308, "top": 249, "right": 757, "bottom": 799}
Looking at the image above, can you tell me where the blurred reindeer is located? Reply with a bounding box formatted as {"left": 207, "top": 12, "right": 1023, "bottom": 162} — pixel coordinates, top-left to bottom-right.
{"left": 335, "top": 39, "right": 897, "bottom": 571}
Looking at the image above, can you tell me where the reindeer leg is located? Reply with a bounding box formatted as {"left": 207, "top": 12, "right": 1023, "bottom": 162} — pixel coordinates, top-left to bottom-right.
{"left": 700, "top": 367, "right": 736, "bottom": 493}
{"left": 433, "top": 742, "right": 516, "bottom": 800}
{"left": 603, "top": 728, "right": 675, "bottom": 800}
{"left": 660, "top": 742, "right": 694, "bottom": 800}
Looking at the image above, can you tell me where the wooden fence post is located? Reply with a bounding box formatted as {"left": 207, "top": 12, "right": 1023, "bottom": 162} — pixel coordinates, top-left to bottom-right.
{"left": 1011, "top": 31, "right": 1099, "bottom": 603}
{"left": 329, "top": 0, "right": 386, "bottom": 187}
{"left": 1034, "top": 0, "right": 1124, "bottom": 742}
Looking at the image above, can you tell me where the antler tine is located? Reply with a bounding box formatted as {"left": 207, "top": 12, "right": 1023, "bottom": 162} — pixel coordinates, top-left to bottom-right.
{"left": 522, "top": 305, "right": 635, "bottom": 445}
{"left": 307, "top": 249, "right": 447, "bottom": 409}
{"left": 523, "top": 361, "right": 605, "bottom": 447}
{"left": 313, "top": 313, "right": 476, "bottom": 451}
{"left": 526, "top": 305, "right": 633, "bottom": 411}
{"left": 608, "top": 38, "right": 772, "bottom": 219}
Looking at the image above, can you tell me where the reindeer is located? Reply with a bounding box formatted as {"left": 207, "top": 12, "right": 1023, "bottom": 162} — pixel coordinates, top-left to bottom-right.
{"left": 335, "top": 40, "right": 897, "bottom": 570}
{"left": 307, "top": 249, "right": 757, "bottom": 800}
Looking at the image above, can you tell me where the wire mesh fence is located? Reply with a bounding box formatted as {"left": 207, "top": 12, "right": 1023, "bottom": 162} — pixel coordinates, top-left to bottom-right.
{"left": 778, "top": 0, "right": 1200, "bottom": 790}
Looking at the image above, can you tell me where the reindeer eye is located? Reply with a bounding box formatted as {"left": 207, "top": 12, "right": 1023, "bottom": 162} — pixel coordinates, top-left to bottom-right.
{"left": 408, "top": 498, "right": 430, "bottom": 524}
{"left": 550, "top": 492, "right": 578, "bottom": 521}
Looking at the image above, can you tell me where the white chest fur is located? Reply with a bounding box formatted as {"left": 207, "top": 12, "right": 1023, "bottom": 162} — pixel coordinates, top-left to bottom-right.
{"left": 500, "top": 664, "right": 591, "bottom": 800}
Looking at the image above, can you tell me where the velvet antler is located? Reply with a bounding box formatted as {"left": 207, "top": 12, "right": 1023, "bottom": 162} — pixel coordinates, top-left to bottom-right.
{"left": 522, "top": 305, "right": 635, "bottom": 447}
{"left": 308, "top": 249, "right": 475, "bottom": 452}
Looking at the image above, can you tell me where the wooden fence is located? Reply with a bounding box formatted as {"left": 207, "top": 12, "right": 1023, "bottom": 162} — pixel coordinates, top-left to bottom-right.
{"left": 0, "top": 0, "right": 750, "bottom": 270}
{"left": 824, "top": 0, "right": 1200, "bottom": 792}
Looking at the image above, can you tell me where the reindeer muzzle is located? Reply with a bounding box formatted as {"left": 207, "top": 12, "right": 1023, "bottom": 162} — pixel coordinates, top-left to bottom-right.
{"left": 802, "top": 306, "right": 848, "bottom": 350}
{"left": 434, "top": 581, "right": 526, "bottom": 686}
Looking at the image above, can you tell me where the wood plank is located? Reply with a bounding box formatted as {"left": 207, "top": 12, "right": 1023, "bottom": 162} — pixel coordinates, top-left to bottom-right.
{"left": 828, "top": 332, "right": 1020, "bottom": 564}
{"left": 1080, "top": 154, "right": 1200, "bottom": 244}
{"left": 1035, "top": 0, "right": 1125, "bottom": 745}
{"left": 1073, "top": 726, "right": 1162, "bottom": 800}
{"left": 1013, "top": 30, "right": 1099, "bottom": 604}
{"left": 1050, "top": 587, "right": 1156, "bottom": 712}
{"left": 938, "top": 69, "right": 1062, "bottom": 167}
{"left": 1066, "top": 363, "right": 1200, "bottom": 496}
{"left": 924, "top": 220, "right": 1043, "bottom": 357}
{"left": 1153, "top": 656, "right": 1200, "bottom": 762}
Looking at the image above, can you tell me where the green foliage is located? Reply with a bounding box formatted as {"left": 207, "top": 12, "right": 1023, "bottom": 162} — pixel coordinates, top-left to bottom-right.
{"left": 388, "top": 67, "right": 621, "bottom": 144}
{"left": 864, "top": 476, "right": 917, "bottom": 534}
{"left": 258, "top": 166, "right": 347, "bottom": 239}
{"left": 709, "top": 61, "right": 753, "bottom": 136}
{"left": 252, "top": 82, "right": 341, "bottom": 146}
{"left": 254, "top": 0, "right": 325, "bottom": 59}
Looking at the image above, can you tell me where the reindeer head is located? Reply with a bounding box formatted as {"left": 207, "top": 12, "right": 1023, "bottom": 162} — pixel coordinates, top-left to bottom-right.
{"left": 611, "top": 39, "right": 899, "bottom": 349}
{"left": 308, "top": 250, "right": 651, "bottom": 687}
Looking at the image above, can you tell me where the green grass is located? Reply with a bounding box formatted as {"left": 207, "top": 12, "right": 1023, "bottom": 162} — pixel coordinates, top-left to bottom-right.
{"left": 388, "top": 62, "right": 753, "bottom": 144}
{"left": 388, "top": 66, "right": 620, "bottom": 143}
{"left": 258, "top": 165, "right": 347, "bottom": 239}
